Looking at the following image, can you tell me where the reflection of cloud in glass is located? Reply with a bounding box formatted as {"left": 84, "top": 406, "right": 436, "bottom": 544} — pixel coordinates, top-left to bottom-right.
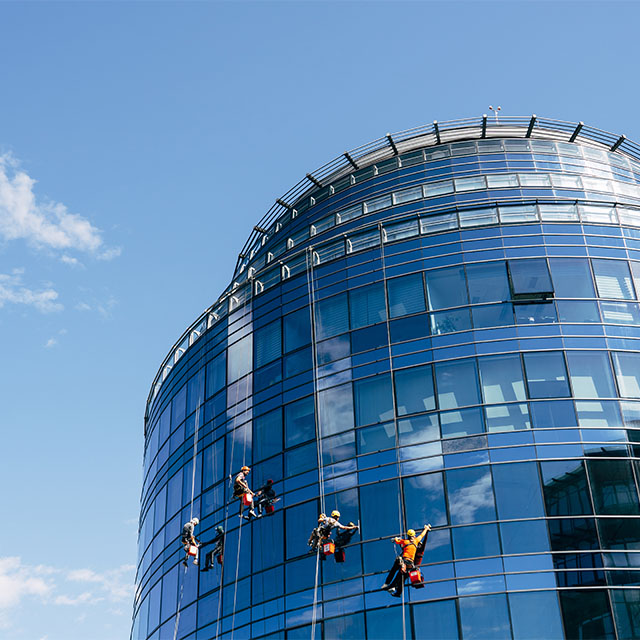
{"left": 448, "top": 472, "right": 494, "bottom": 524}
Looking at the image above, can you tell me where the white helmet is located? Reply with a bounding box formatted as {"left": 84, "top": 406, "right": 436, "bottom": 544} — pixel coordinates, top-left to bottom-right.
{"left": 191, "top": 517, "right": 199, "bottom": 525}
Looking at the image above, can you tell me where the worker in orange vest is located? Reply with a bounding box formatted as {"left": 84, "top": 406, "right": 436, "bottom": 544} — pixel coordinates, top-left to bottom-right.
{"left": 382, "top": 524, "right": 431, "bottom": 595}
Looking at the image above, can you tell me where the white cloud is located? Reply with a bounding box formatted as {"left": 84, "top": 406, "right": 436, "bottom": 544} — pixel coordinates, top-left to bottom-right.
{"left": 74, "top": 294, "right": 117, "bottom": 318}
{"left": 97, "top": 246, "right": 122, "bottom": 261}
{"left": 66, "top": 564, "right": 134, "bottom": 603}
{"left": 0, "top": 270, "right": 63, "bottom": 313}
{"left": 0, "top": 557, "right": 53, "bottom": 611}
{"left": 60, "top": 254, "right": 82, "bottom": 268}
{"left": 0, "top": 154, "right": 102, "bottom": 253}
{"left": 54, "top": 592, "right": 102, "bottom": 606}
{"left": 44, "top": 338, "right": 57, "bottom": 348}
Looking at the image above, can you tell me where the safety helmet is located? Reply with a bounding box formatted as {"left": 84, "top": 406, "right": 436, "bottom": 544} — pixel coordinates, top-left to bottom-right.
{"left": 319, "top": 513, "right": 326, "bottom": 520}
{"left": 266, "top": 479, "right": 273, "bottom": 484}
{"left": 407, "top": 529, "right": 416, "bottom": 537}
{"left": 241, "top": 466, "right": 250, "bottom": 473}
{"left": 331, "top": 510, "right": 340, "bottom": 518}
{"left": 192, "top": 517, "right": 199, "bottom": 526}
{"left": 216, "top": 525, "right": 224, "bottom": 534}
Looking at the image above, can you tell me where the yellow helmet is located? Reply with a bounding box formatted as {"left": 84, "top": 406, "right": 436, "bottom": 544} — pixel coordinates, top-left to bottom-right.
{"left": 407, "top": 529, "right": 416, "bottom": 537}
{"left": 331, "top": 510, "right": 340, "bottom": 518}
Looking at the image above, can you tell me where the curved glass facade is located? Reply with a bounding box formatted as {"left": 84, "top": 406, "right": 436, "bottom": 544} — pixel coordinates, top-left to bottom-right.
{"left": 134, "top": 119, "right": 640, "bottom": 640}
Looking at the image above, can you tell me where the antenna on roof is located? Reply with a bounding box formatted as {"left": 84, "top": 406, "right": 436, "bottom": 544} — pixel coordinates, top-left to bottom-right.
{"left": 489, "top": 105, "right": 501, "bottom": 123}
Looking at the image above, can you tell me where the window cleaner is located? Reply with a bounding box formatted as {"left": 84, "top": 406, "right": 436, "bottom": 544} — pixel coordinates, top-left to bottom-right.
{"left": 181, "top": 517, "right": 201, "bottom": 567}
{"left": 382, "top": 524, "right": 431, "bottom": 597}
{"left": 232, "top": 466, "right": 257, "bottom": 519}
{"left": 202, "top": 526, "right": 225, "bottom": 571}
{"left": 254, "top": 479, "right": 279, "bottom": 517}
{"left": 308, "top": 510, "right": 358, "bottom": 561}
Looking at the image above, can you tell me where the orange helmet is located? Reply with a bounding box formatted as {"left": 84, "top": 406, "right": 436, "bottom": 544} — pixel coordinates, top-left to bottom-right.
{"left": 241, "top": 466, "right": 250, "bottom": 473}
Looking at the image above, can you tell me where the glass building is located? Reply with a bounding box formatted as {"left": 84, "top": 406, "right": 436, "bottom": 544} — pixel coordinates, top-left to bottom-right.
{"left": 133, "top": 115, "right": 640, "bottom": 640}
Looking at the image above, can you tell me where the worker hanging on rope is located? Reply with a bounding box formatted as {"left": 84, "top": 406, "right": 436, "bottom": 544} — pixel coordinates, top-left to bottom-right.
{"left": 233, "top": 465, "right": 257, "bottom": 519}
{"left": 181, "top": 517, "right": 201, "bottom": 567}
{"left": 254, "top": 479, "right": 279, "bottom": 517}
{"left": 201, "top": 525, "right": 225, "bottom": 571}
{"left": 308, "top": 510, "right": 358, "bottom": 560}
{"left": 382, "top": 524, "right": 431, "bottom": 597}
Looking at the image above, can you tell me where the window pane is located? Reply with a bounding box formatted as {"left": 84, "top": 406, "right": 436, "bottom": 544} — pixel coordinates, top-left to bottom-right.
{"left": 285, "top": 396, "right": 315, "bottom": 447}
{"left": 349, "top": 282, "right": 387, "bottom": 329}
{"left": 315, "top": 292, "right": 349, "bottom": 339}
{"left": 586, "top": 459, "right": 640, "bottom": 515}
{"left": 254, "top": 408, "right": 282, "bottom": 461}
{"left": 466, "top": 262, "right": 510, "bottom": 304}
{"left": 631, "top": 262, "right": 640, "bottom": 299}
{"left": 431, "top": 308, "right": 472, "bottom": 334}
{"left": 365, "top": 606, "right": 404, "bottom": 640}
{"left": 324, "top": 613, "right": 365, "bottom": 640}
{"left": 611, "top": 588, "right": 640, "bottom": 640}
{"left": 387, "top": 273, "right": 426, "bottom": 318}
{"left": 254, "top": 319, "right": 281, "bottom": 368}
{"left": 508, "top": 259, "right": 553, "bottom": 297}
{"left": 485, "top": 403, "right": 530, "bottom": 432}
{"left": 360, "top": 480, "right": 401, "bottom": 540}
{"left": 478, "top": 354, "right": 526, "bottom": 404}
{"left": 487, "top": 173, "right": 519, "bottom": 188}
{"left": 395, "top": 365, "right": 436, "bottom": 416}
{"left": 549, "top": 258, "right": 596, "bottom": 298}
{"left": 318, "top": 382, "right": 354, "bottom": 436}
{"left": 492, "top": 462, "right": 544, "bottom": 519}
{"left": 436, "top": 359, "right": 480, "bottom": 409}
{"left": 501, "top": 520, "right": 550, "bottom": 554}
{"left": 424, "top": 179, "right": 454, "bottom": 197}
{"left": 412, "top": 600, "right": 459, "bottom": 640}
{"left": 404, "top": 472, "right": 448, "bottom": 527}
{"left": 284, "top": 441, "right": 316, "bottom": 477}
{"left": 471, "top": 303, "right": 513, "bottom": 328}
{"left": 206, "top": 352, "right": 226, "bottom": 398}
{"left": 447, "top": 466, "right": 496, "bottom": 524}
{"left": 398, "top": 413, "right": 439, "bottom": 446}
{"left": 600, "top": 301, "right": 640, "bottom": 324}
{"left": 509, "top": 591, "right": 564, "bottom": 640}
{"left": 558, "top": 590, "right": 615, "bottom": 640}
{"left": 455, "top": 175, "right": 486, "bottom": 191}
{"left": 540, "top": 460, "right": 593, "bottom": 516}
{"left": 227, "top": 334, "right": 252, "bottom": 383}
{"left": 389, "top": 313, "right": 430, "bottom": 342}
{"left": 557, "top": 300, "right": 600, "bottom": 323}
{"left": 530, "top": 399, "right": 577, "bottom": 428}
{"left": 523, "top": 351, "right": 571, "bottom": 398}
{"left": 459, "top": 594, "right": 510, "bottom": 640}
{"left": 284, "top": 307, "right": 311, "bottom": 352}
{"left": 357, "top": 421, "right": 396, "bottom": 453}
{"left": 612, "top": 352, "right": 640, "bottom": 398}
{"left": 441, "top": 407, "right": 484, "bottom": 438}
{"left": 354, "top": 374, "right": 394, "bottom": 426}
{"left": 426, "top": 266, "right": 468, "bottom": 310}
{"left": 514, "top": 302, "right": 557, "bottom": 324}
{"left": 592, "top": 259, "right": 635, "bottom": 299}
{"left": 285, "top": 500, "right": 318, "bottom": 560}
{"left": 566, "top": 351, "right": 617, "bottom": 398}
{"left": 322, "top": 431, "right": 356, "bottom": 465}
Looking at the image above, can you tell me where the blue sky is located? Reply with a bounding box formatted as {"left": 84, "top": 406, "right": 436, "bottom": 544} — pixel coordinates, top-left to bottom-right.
{"left": 0, "top": 1, "right": 639, "bottom": 638}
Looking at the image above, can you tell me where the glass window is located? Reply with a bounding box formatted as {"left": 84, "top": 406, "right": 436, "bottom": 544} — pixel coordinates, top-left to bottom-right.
{"left": 459, "top": 595, "right": 511, "bottom": 640}
{"left": 404, "top": 472, "right": 448, "bottom": 527}
{"left": 316, "top": 334, "right": 349, "bottom": 365}
{"left": 566, "top": 351, "right": 617, "bottom": 398}
{"left": 286, "top": 500, "right": 318, "bottom": 560}
{"left": 508, "top": 259, "right": 553, "bottom": 298}
{"left": 425, "top": 266, "right": 468, "bottom": 310}
{"left": 441, "top": 407, "right": 484, "bottom": 438}
{"left": 384, "top": 218, "right": 420, "bottom": 242}
{"left": 500, "top": 204, "right": 539, "bottom": 223}
{"left": 255, "top": 320, "right": 281, "bottom": 369}
{"left": 393, "top": 185, "right": 422, "bottom": 204}
{"left": 360, "top": 480, "right": 401, "bottom": 540}
{"left": 611, "top": 588, "right": 640, "bottom": 639}
{"left": 519, "top": 173, "right": 551, "bottom": 187}
{"left": 284, "top": 346, "right": 312, "bottom": 378}
{"left": 540, "top": 460, "right": 593, "bottom": 516}
{"left": 172, "top": 384, "right": 187, "bottom": 427}
{"left": 478, "top": 354, "right": 526, "bottom": 404}
{"left": 487, "top": 173, "right": 519, "bottom": 188}
{"left": 227, "top": 334, "right": 252, "bottom": 383}
{"left": 452, "top": 524, "right": 500, "bottom": 560}
{"left": 424, "top": 179, "right": 454, "bottom": 197}
{"left": 471, "top": 303, "right": 513, "bottom": 328}
{"left": 485, "top": 403, "right": 530, "bottom": 432}
{"left": 357, "top": 422, "right": 396, "bottom": 453}
{"left": 318, "top": 382, "right": 354, "bottom": 436}
{"left": 284, "top": 396, "right": 315, "bottom": 448}
{"left": 324, "top": 613, "right": 365, "bottom": 640}
{"left": 466, "top": 262, "right": 510, "bottom": 304}
{"left": 365, "top": 606, "right": 404, "bottom": 640}
{"left": 549, "top": 258, "right": 596, "bottom": 298}
{"left": 284, "top": 307, "right": 311, "bottom": 352}
{"left": 349, "top": 282, "right": 386, "bottom": 329}
{"left": 492, "top": 462, "right": 544, "bottom": 519}
{"left": 398, "top": 413, "right": 439, "bottom": 446}
{"left": 547, "top": 517, "right": 598, "bottom": 551}
{"left": 435, "top": 359, "right": 480, "bottom": 409}
{"left": 389, "top": 313, "right": 430, "bottom": 342}
{"left": 523, "top": 351, "right": 571, "bottom": 398}
{"left": 351, "top": 324, "right": 387, "bottom": 353}
{"left": 412, "top": 600, "right": 459, "bottom": 640}
{"left": 186, "top": 369, "right": 204, "bottom": 416}
{"left": 509, "top": 592, "right": 564, "bottom": 640}
{"left": 322, "top": 431, "right": 356, "bottom": 465}
{"left": 592, "top": 259, "right": 635, "bottom": 299}
{"left": 530, "top": 399, "right": 577, "bottom": 428}
{"left": 559, "top": 590, "right": 616, "bottom": 640}
{"left": 557, "top": 300, "right": 600, "bottom": 323}
{"left": 455, "top": 175, "right": 486, "bottom": 191}
{"left": 501, "top": 520, "right": 550, "bottom": 555}
{"left": 315, "top": 292, "right": 349, "bottom": 339}
{"left": 395, "top": 365, "right": 436, "bottom": 416}
{"left": 354, "top": 374, "right": 394, "bottom": 427}
{"left": 631, "top": 262, "right": 640, "bottom": 299}
{"left": 514, "top": 301, "right": 557, "bottom": 324}
{"left": 612, "top": 352, "right": 640, "bottom": 398}
{"left": 387, "top": 273, "right": 426, "bottom": 318}
{"left": 447, "top": 466, "right": 496, "bottom": 525}
{"left": 600, "top": 301, "right": 640, "bottom": 324}
{"left": 254, "top": 408, "right": 282, "bottom": 461}
{"left": 586, "top": 459, "right": 640, "bottom": 516}
{"left": 431, "top": 308, "right": 472, "bottom": 334}
{"left": 284, "top": 441, "right": 316, "bottom": 477}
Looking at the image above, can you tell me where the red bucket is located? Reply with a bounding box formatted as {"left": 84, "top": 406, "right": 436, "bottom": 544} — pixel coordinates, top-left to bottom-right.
{"left": 322, "top": 541, "right": 335, "bottom": 556}
{"left": 242, "top": 493, "right": 253, "bottom": 506}
{"left": 409, "top": 569, "right": 422, "bottom": 584}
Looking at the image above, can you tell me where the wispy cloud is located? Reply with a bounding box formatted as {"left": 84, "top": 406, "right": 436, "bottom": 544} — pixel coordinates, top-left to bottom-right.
{"left": 0, "top": 269, "right": 63, "bottom": 313}
{"left": 0, "top": 557, "right": 134, "bottom": 631}
{"left": 0, "top": 153, "right": 120, "bottom": 259}
{"left": 74, "top": 294, "right": 117, "bottom": 318}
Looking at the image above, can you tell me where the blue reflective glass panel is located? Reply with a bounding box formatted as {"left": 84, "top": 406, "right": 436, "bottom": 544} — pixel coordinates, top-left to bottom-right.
{"left": 435, "top": 359, "right": 480, "bottom": 409}
{"left": 388, "top": 273, "right": 426, "bottom": 318}
{"left": 514, "top": 302, "right": 557, "bottom": 324}
{"left": 431, "top": 308, "right": 472, "bottom": 334}
{"left": 349, "top": 282, "right": 386, "bottom": 329}
{"left": 478, "top": 354, "right": 526, "bottom": 403}
{"left": 541, "top": 460, "right": 593, "bottom": 516}
{"left": 549, "top": 257, "right": 596, "bottom": 298}
{"left": 398, "top": 413, "right": 439, "bottom": 446}
{"left": 255, "top": 319, "right": 282, "bottom": 368}
{"left": 395, "top": 365, "right": 435, "bottom": 416}
{"left": 592, "top": 259, "right": 635, "bottom": 300}
{"left": 441, "top": 407, "right": 484, "bottom": 438}
{"left": 315, "top": 292, "right": 349, "bottom": 340}
{"left": 557, "top": 300, "right": 601, "bottom": 322}
{"left": 354, "top": 374, "right": 394, "bottom": 426}
{"left": 447, "top": 466, "right": 496, "bottom": 525}
{"left": 318, "top": 383, "right": 354, "bottom": 436}
{"left": 530, "top": 399, "right": 577, "bottom": 428}
{"left": 509, "top": 591, "right": 564, "bottom": 640}
{"left": 404, "top": 472, "right": 448, "bottom": 527}
{"left": 612, "top": 352, "right": 640, "bottom": 398}
{"left": 509, "top": 259, "right": 553, "bottom": 296}
{"left": 285, "top": 396, "right": 315, "bottom": 447}
{"left": 357, "top": 422, "right": 396, "bottom": 453}
{"left": 523, "top": 351, "right": 570, "bottom": 398}
{"left": 284, "top": 307, "right": 311, "bottom": 353}
{"left": 459, "top": 594, "right": 510, "bottom": 639}
{"left": 412, "top": 599, "right": 459, "bottom": 640}
{"left": 566, "top": 351, "right": 617, "bottom": 398}
{"left": 492, "top": 462, "right": 544, "bottom": 519}
{"left": 254, "top": 408, "right": 282, "bottom": 461}
{"left": 466, "top": 261, "right": 510, "bottom": 303}
{"left": 471, "top": 303, "right": 513, "bottom": 328}
{"left": 426, "top": 266, "right": 469, "bottom": 310}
